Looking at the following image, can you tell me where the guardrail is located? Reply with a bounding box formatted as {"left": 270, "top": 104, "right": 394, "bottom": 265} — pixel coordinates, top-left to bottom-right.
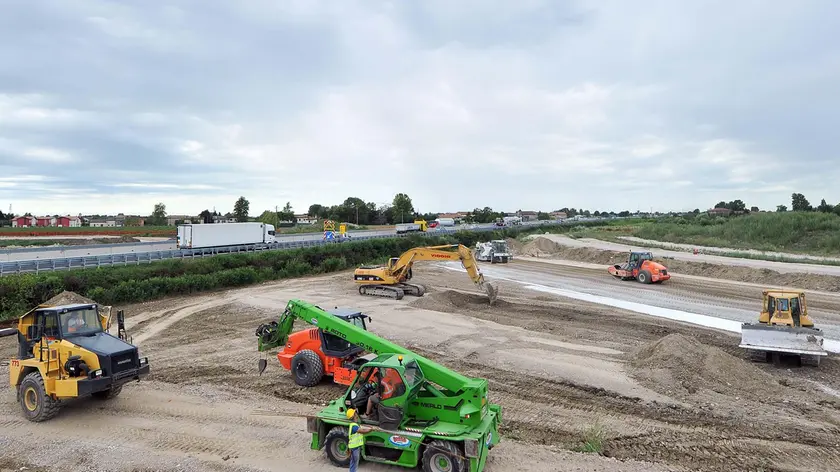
{"left": 0, "top": 219, "right": 578, "bottom": 276}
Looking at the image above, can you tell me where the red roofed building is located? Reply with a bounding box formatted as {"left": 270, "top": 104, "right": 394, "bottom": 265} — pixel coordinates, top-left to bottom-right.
{"left": 11, "top": 215, "right": 81, "bottom": 227}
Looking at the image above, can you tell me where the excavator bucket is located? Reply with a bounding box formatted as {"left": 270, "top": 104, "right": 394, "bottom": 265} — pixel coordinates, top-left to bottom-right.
{"left": 486, "top": 283, "right": 498, "bottom": 306}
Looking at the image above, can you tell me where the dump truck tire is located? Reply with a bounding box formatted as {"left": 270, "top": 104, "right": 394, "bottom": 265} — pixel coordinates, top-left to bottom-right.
{"left": 19, "top": 371, "right": 60, "bottom": 422}
{"left": 92, "top": 384, "right": 123, "bottom": 400}
{"left": 291, "top": 350, "right": 324, "bottom": 387}
{"left": 422, "top": 440, "right": 467, "bottom": 472}
{"left": 324, "top": 426, "right": 351, "bottom": 467}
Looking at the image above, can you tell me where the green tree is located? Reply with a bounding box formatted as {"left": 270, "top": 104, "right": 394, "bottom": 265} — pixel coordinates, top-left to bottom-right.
{"left": 199, "top": 209, "right": 213, "bottom": 224}
{"left": 278, "top": 202, "right": 295, "bottom": 222}
{"left": 537, "top": 211, "right": 550, "bottom": 220}
{"left": 308, "top": 204, "right": 325, "bottom": 219}
{"left": 834, "top": 204, "right": 840, "bottom": 217}
{"left": 148, "top": 202, "right": 167, "bottom": 225}
{"left": 258, "top": 210, "right": 280, "bottom": 227}
{"left": 234, "top": 196, "right": 250, "bottom": 222}
{"left": 392, "top": 193, "right": 415, "bottom": 223}
{"left": 817, "top": 198, "right": 833, "bottom": 213}
{"left": 791, "top": 193, "right": 812, "bottom": 212}
{"left": 776, "top": 205, "right": 788, "bottom": 212}
{"left": 750, "top": 206, "right": 759, "bottom": 213}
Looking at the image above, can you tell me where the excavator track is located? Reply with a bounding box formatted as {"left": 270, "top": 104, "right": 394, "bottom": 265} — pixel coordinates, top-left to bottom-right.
{"left": 398, "top": 283, "right": 426, "bottom": 297}
{"left": 358, "top": 285, "right": 405, "bottom": 300}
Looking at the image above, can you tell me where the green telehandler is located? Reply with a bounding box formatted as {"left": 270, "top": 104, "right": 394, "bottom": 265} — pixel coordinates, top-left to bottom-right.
{"left": 256, "top": 299, "right": 503, "bottom": 472}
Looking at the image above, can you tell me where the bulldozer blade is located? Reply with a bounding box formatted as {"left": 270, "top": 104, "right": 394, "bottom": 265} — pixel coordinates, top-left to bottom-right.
{"left": 739, "top": 323, "right": 827, "bottom": 356}
{"left": 486, "top": 283, "right": 498, "bottom": 306}
{"left": 258, "top": 358, "right": 268, "bottom": 376}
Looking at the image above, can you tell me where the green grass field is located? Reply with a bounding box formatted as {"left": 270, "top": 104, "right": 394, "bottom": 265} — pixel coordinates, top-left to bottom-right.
{"left": 576, "top": 212, "right": 840, "bottom": 257}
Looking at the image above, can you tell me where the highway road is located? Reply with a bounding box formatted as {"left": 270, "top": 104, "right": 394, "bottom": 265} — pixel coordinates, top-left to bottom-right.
{"left": 0, "top": 222, "right": 552, "bottom": 262}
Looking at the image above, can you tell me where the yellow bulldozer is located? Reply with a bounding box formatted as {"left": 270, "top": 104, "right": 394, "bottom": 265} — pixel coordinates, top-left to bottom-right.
{"left": 353, "top": 243, "right": 498, "bottom": 305}
{"left": 739, "top": 289, "right": 827, "bottom": 366}
{"left": 6, "top": 301, "right": 150, "bottom": 421}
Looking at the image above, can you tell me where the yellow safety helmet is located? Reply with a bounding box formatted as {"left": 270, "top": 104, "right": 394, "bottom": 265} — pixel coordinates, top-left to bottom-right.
{"left": 346, "top": 408, "right": 356, "bottom": 419}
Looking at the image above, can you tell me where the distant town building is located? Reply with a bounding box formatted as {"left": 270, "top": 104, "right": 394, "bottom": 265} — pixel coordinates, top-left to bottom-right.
{"left": 437, "top": 212, "right": 469, "bottom": 223}
{"left": 707, "top": 207, "right": 732, "bottom": 217}
{"left": 294, "top": 214, "right": 317, "bottom": 224}
{"left": 12, "top": 215, "right": 81, "bottom": 228}
{"left": 550, "top": 211, "right": 567, "bottom": 220}
{"left": 515, "top": 210, "right": 539, "bottom": 222}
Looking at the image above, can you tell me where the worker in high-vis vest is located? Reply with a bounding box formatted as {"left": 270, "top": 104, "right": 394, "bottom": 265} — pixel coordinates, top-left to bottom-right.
{"left": 346, "top": 408, "right": 373, "bottom": 472}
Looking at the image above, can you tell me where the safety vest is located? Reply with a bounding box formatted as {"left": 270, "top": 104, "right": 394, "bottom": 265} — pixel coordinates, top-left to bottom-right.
{"left": 348, "top": 422, "right": 364, "bottom": 449}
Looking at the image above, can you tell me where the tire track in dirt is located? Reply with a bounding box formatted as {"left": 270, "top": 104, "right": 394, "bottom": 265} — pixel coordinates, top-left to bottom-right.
{"left": 131, "top": 297, "right": 232, "bottom": 345}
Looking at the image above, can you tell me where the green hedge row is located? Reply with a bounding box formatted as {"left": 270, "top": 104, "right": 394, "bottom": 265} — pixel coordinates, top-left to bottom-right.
{"left": 0, "top": 223, "right": 591, "bottom": 321}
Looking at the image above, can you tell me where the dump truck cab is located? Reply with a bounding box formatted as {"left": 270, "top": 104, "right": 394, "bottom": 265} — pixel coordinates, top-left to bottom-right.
{"left": 760, "top": 290, "right": 814, "bottom": 328}
{"left": 10, "top": 303, "right": 149, "bottom": 422}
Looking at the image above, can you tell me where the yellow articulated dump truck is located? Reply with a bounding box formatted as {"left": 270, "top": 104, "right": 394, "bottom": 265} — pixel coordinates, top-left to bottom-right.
{"left": 6, "top": 301, "right": 150, "bottom": 422}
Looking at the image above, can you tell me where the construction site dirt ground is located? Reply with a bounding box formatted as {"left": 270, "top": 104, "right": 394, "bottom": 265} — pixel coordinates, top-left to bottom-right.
{"left": 3, "top": 257, "right": 840, "bottom": 472}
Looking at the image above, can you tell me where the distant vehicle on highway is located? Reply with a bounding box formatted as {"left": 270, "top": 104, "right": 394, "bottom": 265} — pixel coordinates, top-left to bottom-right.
{"left": 176, "top": 222, "right": 276, "bottom": 249}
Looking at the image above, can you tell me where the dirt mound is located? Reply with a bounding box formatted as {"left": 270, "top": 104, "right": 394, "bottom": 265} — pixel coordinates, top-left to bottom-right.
{"left": 410, "top": 289, "right": 512, "bottom": 312}
{"left": 519, "top": 236, "right": 563, "bottom": 256}
{"left": 505, "top": 237, "right": 523, "bottom": 253}
{"left": 43, "top": 290, "right": 96, "bottom": 306}
{"left": 630, "top": 333, "right": 778, "bottom": 399}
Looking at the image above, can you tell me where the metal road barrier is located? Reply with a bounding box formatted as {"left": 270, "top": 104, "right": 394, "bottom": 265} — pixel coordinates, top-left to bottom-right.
{"left": 0, "top": 219, "right": 594, "bottom": 276}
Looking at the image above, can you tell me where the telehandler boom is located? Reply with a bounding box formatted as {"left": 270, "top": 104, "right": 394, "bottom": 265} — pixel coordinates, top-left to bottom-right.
{"left": 353, "top": 244, "right": 498, "bottom": 305}
{"left": 256, "top": 299, "right": 502, "bottom": 472}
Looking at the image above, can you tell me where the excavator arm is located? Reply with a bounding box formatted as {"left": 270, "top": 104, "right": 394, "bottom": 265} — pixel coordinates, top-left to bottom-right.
{"left": 387, "top": 244, "right": 498, "bottom": 304}
{"left": 256, "top": 299, "right": 474, "bottom": 393}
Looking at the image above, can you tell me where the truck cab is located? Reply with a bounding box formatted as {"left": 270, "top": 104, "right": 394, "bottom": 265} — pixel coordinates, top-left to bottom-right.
{"left": 10, "top": 303, "right": 149, "bottom": 421}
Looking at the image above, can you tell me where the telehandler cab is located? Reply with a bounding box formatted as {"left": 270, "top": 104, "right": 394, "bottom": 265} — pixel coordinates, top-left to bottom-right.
{"left": 8, "top": 302, "right": 149, "bottom": 422}
{"left": 256, "top": 306, "right": 376, "bottom": 387}
{"left": 258, "top": 299, "right": 503, "bottom": 472}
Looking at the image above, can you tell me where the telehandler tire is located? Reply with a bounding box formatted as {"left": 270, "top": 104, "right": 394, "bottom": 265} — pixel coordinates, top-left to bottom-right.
{"left": 19, "top": 371, "right": 60, "bottom": 422}
{"left": 324, "top": 426, "right": 351, "bottom": 467}
{"left": 92, "top": 384, "right": 123, "bottom": 400}
{"left": 422, "top": 440, "right": 467, "bottom": 472}
{"left": 291, "top": 350, "right": 324, "bottom": 387}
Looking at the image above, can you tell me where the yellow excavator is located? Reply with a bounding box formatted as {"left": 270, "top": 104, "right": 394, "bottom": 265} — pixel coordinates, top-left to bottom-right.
{"left": 353, "top": 244, "right": 498, "bottom": 305}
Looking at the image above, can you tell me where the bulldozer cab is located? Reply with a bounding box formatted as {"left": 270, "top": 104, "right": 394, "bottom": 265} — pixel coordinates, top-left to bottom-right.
{"left": 761, "top": 290, "right": 810, "bottom": 328}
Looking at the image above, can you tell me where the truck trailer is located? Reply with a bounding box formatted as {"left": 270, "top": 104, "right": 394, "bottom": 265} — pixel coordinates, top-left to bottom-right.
{"left": 434, "top": 217, "right": 456, "bottom": 227}
{"left": 176, "top": 222, "right": 276, "bottom": 249}
{"left": 394, "top": 220, "right": 428, "bottom": 234}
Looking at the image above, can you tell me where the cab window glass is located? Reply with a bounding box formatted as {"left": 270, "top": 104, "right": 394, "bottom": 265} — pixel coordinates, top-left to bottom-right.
{"left": 61, "top": 308, "right": 102, "bottom": 335}
{"left": 403, "top": 361, "right": 421, "bottom": 387}
{"left": 778, "top": 298, "right": 790, "bottom": 312}
{"left": 377, "top": 367, "right": 406, "bottom": 400}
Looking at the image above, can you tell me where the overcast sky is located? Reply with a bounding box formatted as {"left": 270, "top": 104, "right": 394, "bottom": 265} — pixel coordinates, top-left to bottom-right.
{"left": 1, "top": 1, "right": 838, "bottom": 217}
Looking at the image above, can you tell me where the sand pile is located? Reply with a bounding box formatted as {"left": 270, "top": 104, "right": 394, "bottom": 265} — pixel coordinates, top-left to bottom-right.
{"left": 630, "top": 333, "right": 779, "bottom": 399}
{"left": 505, "top": 238, "right": 524, "bottom": 254}
{"left": 519, "top": 237, "right": 564, "bottom": 257}
{"left": 410, "top": 289, "right": 512, "bottom": 312}
{"left": 43, "top": 290, "right": 96, "bottom": 306}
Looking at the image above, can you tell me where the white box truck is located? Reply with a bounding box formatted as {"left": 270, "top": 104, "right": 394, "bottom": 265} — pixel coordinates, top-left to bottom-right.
{"left": 176, "top": 222, "right": 277, "bottom": 249}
